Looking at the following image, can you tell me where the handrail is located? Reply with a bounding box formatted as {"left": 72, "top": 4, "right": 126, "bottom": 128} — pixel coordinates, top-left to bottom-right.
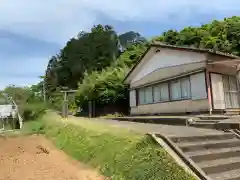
{"left": 1, "top": 93, "right": 23, "bottom": 129}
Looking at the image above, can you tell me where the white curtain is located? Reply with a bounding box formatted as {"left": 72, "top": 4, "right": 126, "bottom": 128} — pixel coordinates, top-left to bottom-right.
{"left": 139, "top": 89, "right": 145, "bottom": 105}
{"left": 181, "top": 78, "right": 191, "bottom": 99}
{"left": 223, "top": 75, "right": 240, "bottom": 108}
{"left": 170, "top": 80, "right": 181, "bottom": 100}
{"left": 161, "top": 83, "right": 169, "bottom": 101}
{"left": 145, "top": 87, "right": 153, "bottom": 103}
{"left": 153, "top": 85, "right": 161, "bottom": 102}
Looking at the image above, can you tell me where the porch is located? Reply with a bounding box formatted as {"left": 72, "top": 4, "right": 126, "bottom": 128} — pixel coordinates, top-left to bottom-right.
{"left": 206, "top": 58, "right": 240, "bottom": 115}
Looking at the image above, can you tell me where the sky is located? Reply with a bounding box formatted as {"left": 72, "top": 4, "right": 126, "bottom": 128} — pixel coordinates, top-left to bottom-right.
{"left": 0, "top": 0, "right": 240, "bottom": 89}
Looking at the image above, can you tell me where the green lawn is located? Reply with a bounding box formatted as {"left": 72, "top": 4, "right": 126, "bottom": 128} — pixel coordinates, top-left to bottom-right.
{"left": 23, "top": 113, "right": 196, "bottom": 180}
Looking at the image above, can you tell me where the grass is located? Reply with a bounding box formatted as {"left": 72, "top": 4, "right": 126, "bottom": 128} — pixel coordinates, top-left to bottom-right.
{"left": 22, "top": 112, "right": 196, "bottom": 180}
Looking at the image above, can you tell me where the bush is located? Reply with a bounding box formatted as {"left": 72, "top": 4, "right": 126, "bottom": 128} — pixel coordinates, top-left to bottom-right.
{"left": 100, "top": 112, "right": 124, "bottom": 118}
{"left": 20, "top": 103, "right": 47, "bottom": 121}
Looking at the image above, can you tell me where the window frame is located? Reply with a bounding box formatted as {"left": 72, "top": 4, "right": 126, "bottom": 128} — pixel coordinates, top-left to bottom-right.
{"left": 137, "top": 76, "right": 191, "bottom": 105}
{"left": 180, "top": 77, "right": 191, "bottom": 100}
{"left": 153, "top": 83, "right": 170, "bottom": 103}
{"left": 170, "top": 79, "right": 181, "bottom": 101}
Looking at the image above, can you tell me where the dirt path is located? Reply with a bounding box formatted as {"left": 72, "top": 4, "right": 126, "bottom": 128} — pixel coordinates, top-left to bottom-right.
{"left": 0, "top": 135, "right": 106, "bottom": 180}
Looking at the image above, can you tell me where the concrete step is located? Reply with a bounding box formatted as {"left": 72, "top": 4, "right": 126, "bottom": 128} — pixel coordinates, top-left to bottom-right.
{"left": 227, "top": 177, "right": 240, "bottom": 180}
{"left": 193, "top": 121, "right": 219, "bottom": 124}
{"left": 198, "top": 157, "right": 240, "bottom": 175}
{"left": 178, "top": 139, "right": 240, "bottom": 152}
{"left": 187, "top": 146, "right": 240, "bottom": 163}
{"left": 170, "top": 133, "right": 235, "bottom": 143}
{"left": 215, "top": 122, "right": 240, "bottom": 130}
{"left": 196, "top": 115, "right": 229, "bottom": 121}
{"left": 189, "top": 122, "right": 216, "bottom": 129}
{"left": 209, "top": 168, "right": 240, "bottom": 180}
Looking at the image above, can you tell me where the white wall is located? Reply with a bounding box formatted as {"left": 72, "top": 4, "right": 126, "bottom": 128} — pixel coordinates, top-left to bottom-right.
{"left": 0, "top": 105, "right": 13, "bottom": 117}
{"left": 131, "top": 99, "right": 209, "bottom": 114}
{"left": 190, "top": 72, "right": 207, "bottom": 100}
{"left": 132, "top": 48, "right": 206, "bottom": 83}
{"left": 129, "top": 90, "right": 136, "bottom": 107}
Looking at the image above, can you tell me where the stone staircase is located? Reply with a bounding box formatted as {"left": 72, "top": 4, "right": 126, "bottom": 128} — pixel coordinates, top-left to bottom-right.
{"left": 188, "top": 115, "right": 230, "bottom": 130}
{"left": 156, "top": 133, "right": 240, "bottom": 180}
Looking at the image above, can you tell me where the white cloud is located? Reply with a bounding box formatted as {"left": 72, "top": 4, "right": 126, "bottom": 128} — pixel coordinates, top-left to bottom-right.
{"left": 0, "top": 0, "right": 240, "bottom": 44}
{"left": 0, "top": 0, "right": 96, "bottom": 43}
{"left": 0, "top": 57, "right": 48, "bottom": 89}
{"left": 0, "top": 0, "right": 240, "bottom": 88}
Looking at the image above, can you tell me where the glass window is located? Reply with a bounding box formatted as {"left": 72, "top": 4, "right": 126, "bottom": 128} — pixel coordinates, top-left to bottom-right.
{"left": 138, "top": 76, "right": 191, "bottom": 104}
{"left": 153, "top": 85, "right": 161, "bottom": 102}
{"left": 160, "top": 83, "right": 169, "bottom": 101}
{"left": 181, "top": 78, "right": 191, "bottom": 99}
{"left": 170, "top": 80, "right": 181, "bottom": 100}
{"left": 145, "top": 87, "right": 153, "bottom": 103}
{"left": 229, "top": 76, "right": 238, "bottom": 91}
{"left": 139, "top": 89, "right": 145, "bottom": 105}
{"left": 223, "top": 75, "right": 239, "bottom": 108}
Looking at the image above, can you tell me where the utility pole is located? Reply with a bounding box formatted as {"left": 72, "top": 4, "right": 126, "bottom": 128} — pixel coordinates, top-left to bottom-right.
{"left": 43, "top": 80, "right": 46, "bottom": 102}
{"left": 39, "top": 76, "right": 46, "bottom": 102}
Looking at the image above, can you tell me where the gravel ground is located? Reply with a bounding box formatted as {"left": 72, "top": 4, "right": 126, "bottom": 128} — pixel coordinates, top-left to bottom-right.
{"left": 0, "top": 135, "right": 106, "bottom": 180}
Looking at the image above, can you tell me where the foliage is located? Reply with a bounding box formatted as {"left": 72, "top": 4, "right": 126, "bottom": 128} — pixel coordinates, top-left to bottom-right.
{"left": 20, "top": 103, "right": 47, "bottom": 121}
{"left": 100, "top": 112, "right": 124, "bottom": 118}
{"left": 43, "top": 25, "right": 146, "bottom": 109}
{"left": 156, "top": 16, "right": 240, "bottom": 55}
{"left": 23, "top": 113, "right": 196, "bottom": 180}
{"left": 45, "top": 25, "right": 145, "bottom": 92}
{"left": 2, "top": 85, "right": 47, "bottom": 121}
{"left": 119, "top": 31, "right": 147, "bottom": 51}
{"left": 75, "top": 43, "right": 147, "bottom": 107}
{"left": 3, "top": 85, "right": 41, "bottom": 105}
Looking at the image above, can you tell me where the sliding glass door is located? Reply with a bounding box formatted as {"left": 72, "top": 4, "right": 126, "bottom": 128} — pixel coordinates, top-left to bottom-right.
{"left": 223, "top": 75, "right": 240, "bottom": 108}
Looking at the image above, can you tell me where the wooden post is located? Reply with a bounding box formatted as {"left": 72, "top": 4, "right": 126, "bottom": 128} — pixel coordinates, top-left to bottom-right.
{"left": 205, "top": 70, "right": 213, "bottom": 115}
{"left": 88, "top": 101, "right": 92, "bottom": 118}
{"left": 62, "top": 100, "right": 68, "bottom": 118}
{"left": 236, "top": 65, "right": 240, "bottom": 108}
{"left": 92, "top": 100, "right": 96, "bottom": 117}
{"left": 60, "top": 89, "right": 77, "bottom": 119}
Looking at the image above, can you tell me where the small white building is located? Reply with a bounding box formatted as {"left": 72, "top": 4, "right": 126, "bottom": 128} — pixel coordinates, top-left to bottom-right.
{"left": 124, "top": 42, "right": 240, "bottom": 115}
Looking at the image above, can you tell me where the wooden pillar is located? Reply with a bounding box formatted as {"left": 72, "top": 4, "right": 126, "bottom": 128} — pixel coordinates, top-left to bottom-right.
{"left": 92, "top": 100, "right": 96, "bottom": 117}
{"left": 62, "top": 100, "right": 68, "bottom": 118}
{"left": 205, "top": 70, "right": 213, "bottom": 115}
{"left": 236, "top": 65, "right": 240, "bottom": 84}
{"left": 236, "top": 65, "right": 240, "bottom": 108}
{"left": 88, "top": 101, "right": 92, "bottom": 118}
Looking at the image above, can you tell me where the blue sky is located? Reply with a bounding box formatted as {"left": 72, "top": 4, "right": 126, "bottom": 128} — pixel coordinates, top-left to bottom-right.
{"left": 0, "top": 0, "right": 240, "bottom": 89}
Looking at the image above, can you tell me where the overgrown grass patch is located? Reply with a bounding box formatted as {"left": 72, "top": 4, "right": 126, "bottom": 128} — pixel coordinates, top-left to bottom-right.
{"left": 23, "top": 113, "right": 196, "bottom": 180}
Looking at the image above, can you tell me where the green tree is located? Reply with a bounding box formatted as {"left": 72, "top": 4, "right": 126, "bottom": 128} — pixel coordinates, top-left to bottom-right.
{"left": 156, "top": 16, "right": 240, "bottom": 55}
{"left": 75, "top": 43, "right": 147, "bottom": 108}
